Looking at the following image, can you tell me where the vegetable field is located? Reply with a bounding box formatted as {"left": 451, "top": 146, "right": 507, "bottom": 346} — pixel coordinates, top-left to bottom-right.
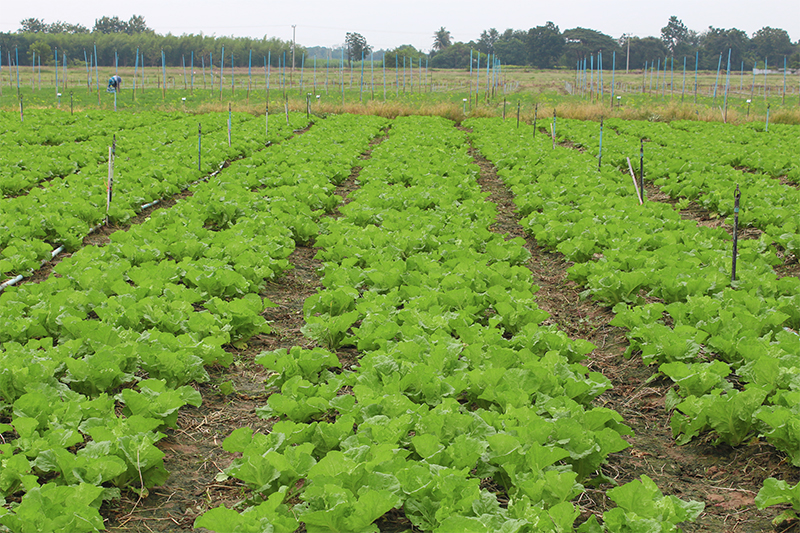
{"left": 0, "top": 106, "right": 799, "bottom": 532}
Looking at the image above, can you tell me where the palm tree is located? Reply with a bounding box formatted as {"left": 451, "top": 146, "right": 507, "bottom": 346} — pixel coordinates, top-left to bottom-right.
{"left": 433, "top": 27, "right": 452, "bottom": 51}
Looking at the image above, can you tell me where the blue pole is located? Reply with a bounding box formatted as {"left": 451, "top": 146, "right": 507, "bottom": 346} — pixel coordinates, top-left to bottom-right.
{"left": 783, "top": 56, "right": 787, "bottom": 104}
{"left": 341, "top": 47, "right": 344, "bottom": 102}
{"left": 359, "top": 50, "right": 364, "bottom": 100}
{"left": 670, "top": 56, "right": 674, "bottom": 97}
{"left": 248, "top": 49, "right": 252, "bottom": 91}
{"left": 54, "top": 47, "right": 58, "bottom": 93}
{"left": 408, "top": 57, "right": 414, "bottom": 93}
{"left": 740, "top": 60, "right": 744, "bottom": 92}
{"left": 94, "top": 44, "right": 99, "bottom": 93}
{"left": 191, "top": 51, "right": 194, "bottom": 92}
{"left": 611, "top": 51, "right": 615, "bottom": 106}
{"left": 300, "top": 52, "right": 304, "bottom": 90}
{"left": 582, "top": 58, "right": 585, "bottom": 94}
{"left": 601, "top": 52, "right": 604, "bottom": 98}
{"left": 486, "top": 53, "right": 490, "bottom": 97}
{"left": 267, "top": 51, "right": 271, "bottom": 96}
{"left": 230, "top": 51, "right": 234, "bottom": 93}
{"left": 723, "top": 48, "right": 732, "bottom": 121}
{"left": 395, "top": 53, "right": 398, "bottom": 96}
{"left": 643, "top": 60, "right": 647, "bottom": 93}
{"left": 470, "top": 49, "right": 473, "bottom": 95}
{"left": 134, "top": 48, "right": 139, "bottom": 92}
{"left": 713, "top": 52, "right": 722, "bottom": 102}
{"left": 476, "top": 52, "right": 480, "bottom": 98}
{"left": 84, "top": 49, "right": 89, "bottom": 89}
{"left": 220, "top": 46, "right": 225, "bottom": 96}
{"left": 682, "top": 56, "right": 686, "bottom": 101}
{"left": 162, "top": 49, "right": 167, "bottom": 95}
{"left": 694, "top": 51, "right": 698, "bottom": 103}
{"left": 655, "top": 58, "right": 660, "bottom": 95}
{"left": 584, "top": 57, "right": 588, "bottom": 93}
{"left": 115, "top": 50, "right": 118, "bottom": 74}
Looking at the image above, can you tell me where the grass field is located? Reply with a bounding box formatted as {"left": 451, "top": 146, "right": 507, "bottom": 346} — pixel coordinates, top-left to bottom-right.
{"left": 2, "top": 64, "right": 799, "bottom": 124}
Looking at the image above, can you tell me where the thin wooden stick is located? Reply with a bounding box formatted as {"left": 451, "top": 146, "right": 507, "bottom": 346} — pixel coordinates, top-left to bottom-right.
{"left": 627, "top": 157, "right": 643, "bottom": 205}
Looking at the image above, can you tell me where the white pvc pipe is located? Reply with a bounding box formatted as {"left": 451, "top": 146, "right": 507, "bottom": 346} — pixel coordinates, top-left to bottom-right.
{"left": 0, "top": 275, "right": 24, "bottom": 292}
{"left": 141, "top": 199, "right": 161, "bottom": 210}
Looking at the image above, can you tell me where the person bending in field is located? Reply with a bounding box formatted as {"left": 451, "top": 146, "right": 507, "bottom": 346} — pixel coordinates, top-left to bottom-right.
{"left": 107, "top": 75, "right": 122, "bottom": 93}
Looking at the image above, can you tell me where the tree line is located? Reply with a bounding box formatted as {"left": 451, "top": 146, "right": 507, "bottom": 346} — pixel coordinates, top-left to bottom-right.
{"left": 1, "top": 15, "right": 798, "bottom": 71}
{"left": 0, "top": 16, "right": 300, "bottom": 68}
{"left": 392, "top": 17, "right": 799, "bottom": 70}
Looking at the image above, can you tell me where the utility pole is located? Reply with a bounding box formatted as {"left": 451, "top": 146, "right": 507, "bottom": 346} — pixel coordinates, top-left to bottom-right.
{"left": 291, "top": 25, "right": 296, "bottom": 89}
{"left": 626, "top": 34, "right": 630, "bottom": 73}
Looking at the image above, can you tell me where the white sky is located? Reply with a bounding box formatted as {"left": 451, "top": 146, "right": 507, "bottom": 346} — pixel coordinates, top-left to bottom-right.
{"left": 1, "top": 0, "right": 797, "bottom": 52}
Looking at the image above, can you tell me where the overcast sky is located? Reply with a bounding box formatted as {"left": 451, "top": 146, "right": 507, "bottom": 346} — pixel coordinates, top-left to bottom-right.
{"left": 1, "top": 0, "right": 797, "bottom": 51}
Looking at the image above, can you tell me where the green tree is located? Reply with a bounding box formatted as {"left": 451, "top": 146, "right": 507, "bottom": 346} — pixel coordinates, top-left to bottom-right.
{"left": 750, "top": 27, "right": 795, "bottom": 66}
{"left": 661, "top": 16, "right": 688, "bottom": 55}
{"left": 345, "top": 32, "right": 371, "bottom": 64}
{"left": 19, "top": 18, "right": 47, "bottom": 33}
{"left": 44, "top": 21, "right": 89, "bottom": 34}
{"left": 93, "top": 16, "right": 128, "bottom": 34}
{"left": 125, "top": 15, "right": 152, "bottom": 35}
{"left": 493, "top": 28, "right": 527, "bottom": 65}
{"left": 626, "top": 36, "right": 668, "bottom": 68}
{"left": 433, "top": 27, "right": 452, "bottom": 51}
{"left": 27, "top": 41, "right": 52, "bottom": 64}
{"left": 477, "top": 28, "right": 500, "bottom": 54}
{"left": 699, "top": 26, "right": 749, "bottom": 69}
{"left": 383, "top": 44, "right": 426, "bottom": 68}
{"left": 527, "top": 22, "right": 563, "bottom": 68}
{"left": 430, "top": 42, "right": 473, "bottom": 68}
{"left": 344, "top": 32, "right": 372, "bottom": 62}
{"left": 562, "top": 27, "right": 620, "bottom": 66}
